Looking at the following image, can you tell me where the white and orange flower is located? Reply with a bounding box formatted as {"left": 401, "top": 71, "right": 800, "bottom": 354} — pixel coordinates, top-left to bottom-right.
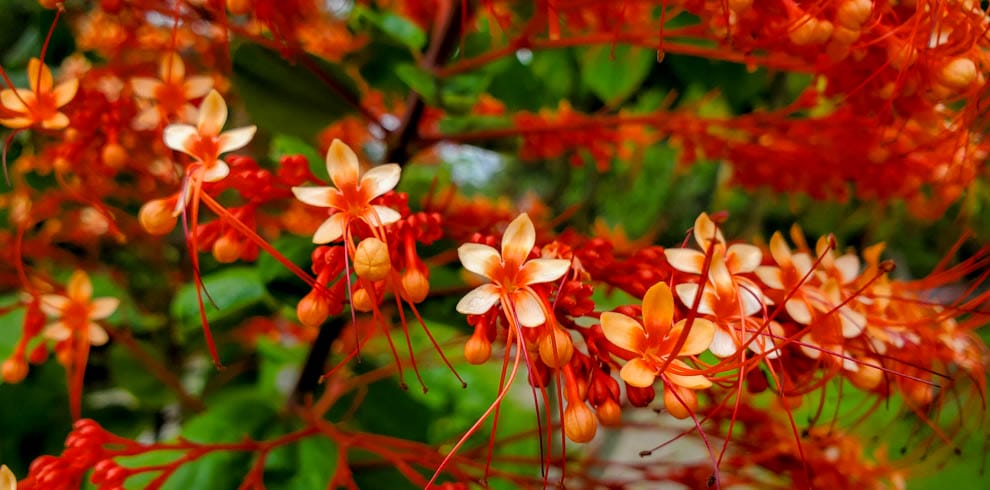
{"left": 456, "top": 213, "right": 570, "bottom": 327}
{"left": 292, "top": 139, "right": 402, "bottom": 244}
{"left": 131, "top": 53, "right": 213, "bottom": 129}
{"left": 0, "top": 58, "right": 78, "bottom": 130}
{"left": 163, "top": 89, "right": 256, "bottom": 183}
{"left": 39, "top": 270, "right": 119, "bottom": 346}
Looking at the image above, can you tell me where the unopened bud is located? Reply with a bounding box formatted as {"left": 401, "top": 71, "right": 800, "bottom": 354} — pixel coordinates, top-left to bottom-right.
{"left": 538, "top": 327, "right": 574, "bottom": 369}
{"left": 351, "top": 287, "right": 375, "bottom": 312}
{"left": 297, "top": 289, "right": 330, "bottom": 328}
{"left": 212, "top": 234, "right": 243, "bottom": 263}
{"left": 139, "top": 198, "right": 178, "bottom": 235}
{"left": 848, "top": 359, "right": 883, "bottom": 390}
{"left": 564, "top": 402, "right": 598, "bottom": 443}
{"left": 464, "top": 331, "right": 492, "bottom": 364}
{"left": 353, "top": 238, "right": 391, "bottom": 282}
{"left": 626, "top": 383, "right": 656, "bottom": 407}
{"left": 400, "top": 267, "right": 430, "bottom": 303}
{"left": 2, "top": 357, "right": 28, "bottom": 383}
{"left": 836, "top": 0, "right": 872, "bottom": 29}
{"left": 663, "top": 384, "right": 698, "bottom": 419}
{"left": 939, "top": 57, "right": 977, "bottom": 90}
{"left": 790, "top": 16, "right": 833, "bottom": 46}
{"left": 28, "top": 343, "right": 48, "bottom": 364}
{"left": 596, "top": 398, "right": 623, "bottom": 427}
{"left": 101, "top": 143, "right": 128, "bottom": 169}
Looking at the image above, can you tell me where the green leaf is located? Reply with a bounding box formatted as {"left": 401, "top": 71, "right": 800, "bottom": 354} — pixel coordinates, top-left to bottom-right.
{"left": 108, "top": 342, "right": 175, "bottom": 408}
{"left": 395, "top": 63, "right": 437, "bottom": 103}
{"left": 232, "top": 44, "right": 360, "bottom": 141}
{"left": 170, "top": 267, "right": 268, "bottom": 329}
{"left": 580, "top": 44, "right": 655, "bottom": 104}
{"left": 352, "top": 5, "right": 426, "bottom": 52}
{"left": 284, "top": 435, "right": 338, "bottom": 490}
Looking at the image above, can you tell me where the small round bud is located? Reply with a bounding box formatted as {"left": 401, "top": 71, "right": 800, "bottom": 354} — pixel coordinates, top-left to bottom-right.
{"left": 101, "top": 143, "right": 128, "bottom": 169}
{"left": 596, "top": 398, "right": 623, "bottom": 427}
{"left": 790, "top": 16, "right": 833, "bottom": 46}
{"left": 464, "top": 331, "right": 492, "bottom": 365}
{"left": 212, "top": 234, "right": 243, "bottom": 263}
{"left": 538, "top": 327, "right": 574, "bottom": 368}
{"left": 351, "top": 287, "right": 375, "bottom": 312}
{"left": 28, "top": 343, "right": 48, "bottom": 364}
{"left": 138, "top": 198, "right": 178, "bottom": 235}
{"left": 938, "top": 57, "right": 977, "bottom": 90}
{"left": 400, "top": 267, "right": 430, "bottom": 303}
{"left": 848, "top": 359, "right": 883, "bottom": 390}
{"left": 297, "top": 289, "right": 330, "bottom": 328}
{"left": 564, "top": 402, "right": 598, "bottom": 443}
{"left": 2, "top": 357, "right": 28, "bottom": 383}
{"left": 663, "top": 384, "right": 698, "bottom": 419}
{"left": 836, "top": 0, "right": 872, "bottom": 30}
{"left": 353, "top": 238, "right": 391, "bottom": 282}
{"left": 626, "top": 383, "right": 656, "bottom": 408}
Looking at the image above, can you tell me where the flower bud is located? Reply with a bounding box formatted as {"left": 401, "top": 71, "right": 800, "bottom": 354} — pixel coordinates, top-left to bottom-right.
{"left": 626, "top": 383, "right": 656, "bottom": 408}
{"left": 538, "top": 327, "right": 573, "bottom": 369}
{"left": 353, "top": 237, "right": 391, "bottom": 282}
{"left": 101, "top": 143, "right": 128, "bottom": 169}
{"left": 663, "top": 384, "right": 698, "bottom": 419}
{"left": 351, "top": 287, "right": 375, "bottom": 312}
{"left": 564, "top": 402, "right": 598, "bottom": 443}
{"left": 464, "top": 331, "right": 492, "bottom": 364}
{"left": 28, "top": 343, "right": 48, "bottom": 364}
{"left": 139, "top": 198, "right": 178, "bottom": 235}
{"left": 212, "top": 233, "right": 243, "bottom": 263}
{"left": 227, "top": 0, "right": 252, "bottom": 15}
{"left": 790, "top": 16, "right": 833, "bottom": 46}
{"left": 848, "top": 359, "right": 883, "bottom": 390}
{"left": 400, "top": 267, "right": 430, "bottom": 303}
{"left": 938, "top": 57, "right": 977, "bottom": 90}
{"left": 297, "top": 289, "right": 330, "bottom": 328}
{"left": 2, "top": 357, "right": 28, "bottom": 383}
{"left": 836, "top": 0, "right": 872, "bottom": 29}
{"left": 596, "top": 398, "right": 623, "bottom": 427}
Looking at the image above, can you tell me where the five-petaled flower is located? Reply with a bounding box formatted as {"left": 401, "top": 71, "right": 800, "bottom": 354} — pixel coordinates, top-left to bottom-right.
{"left": 163, "top": 89, "right": 256, "bottom": 183}
{"left": 39, "top": 270, "right": 119, "bottom": 346}
{"left": 0, "top": 58, "right": 78, "bottom": 130}
{"left": 131, "top": 53, "right": 213, "bottom": 129}
{"left": 292, "top": 139, "right": 402, "bottom": 244}
{"left": 456, "top": 213, "right": 571, "bottom": 327}
{"left": 601, "top": 282, "right": 715, "bottom": 389}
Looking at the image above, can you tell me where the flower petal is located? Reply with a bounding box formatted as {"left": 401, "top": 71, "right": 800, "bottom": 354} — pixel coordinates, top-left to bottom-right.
{"left": 458, "top": 243, "right": 500, "bottom": 279}
{"left": 668, "top": 318, "right": 716, "bottom": 356}
{"left": 90, "top": 298, "right": 120, "bottom": 320}
{"left": 360, "top": 164, "right": 401, "bottom": 199}
{"left": 27, "top": 58, "right": 53, "bottom": 93}
{"left": 512, "top": 289, "right": 546, "bottom": 327}
{"left": 159, "top": 53, "right": 186, "bottom": 82}
{"left": 693, "top": 212, "right": 724, "bottom": 250}
{"left": 369, "top": 205, "right": 401, "bottom": 225}
{"left": 785, "top": 298, "right": 813, "bottom": 324}
{"left": 183, "top": 76, "right": 214, "bottom": 99}
{"left": 53, "top": 79, "right": 79, "bottom": 107}
{"left": 88, "top": 323, "right": 110, "bottom": 346}
{"left": 292, "top": 186, "right": 336, "bottom": 208}
{"left": 755, "top": 266, "right": 785, "bottom": 290}
{"left": 202, "top": 159, "right": 230, "bottom": 182}
{"left": 0, "top": 117, "right": 33, "bottom": 129}
{"left": 839, "top": 307, "right": 866, "bottom": 338}
{"left": 312, "top": 213, "right": 348, "bottom": 244}
{"left": 196, "top": 90, "right": 227, "bottom": 136}
{"left": 738, "top": 282, "right": 765, "bottom": 317}
{"left": 620, "top": 358, "right": 657, "bottom": 388}
{"left": 44, "top": 321, "right": 71, "bottom": 342}
{"left": 673, "top": 282, "right": 716, "bottom": 316}
{"left": 834, "top": 254, "right": 860, "bottom": 284}
{"left": 666, "top": 360, "right": 712, "bottom": 389}
{"left": 600, "top": 312, "right": 646, "bottom": 354}
{"left": 642, "top": 282, "right": 674, "bottom": 339}
{"left": 163, "top": 124, "right": 198, "bottom": 155}
{"left": 133, "top": 107, "right": 160, "bottom": 130}
{"left": 131, "top": 77, "right": 162, "bottom": 99}
{"left": 501, "top": 213, "right": 536, "bottom": 267}
{"left": 1, "top": 89, "right": 31, "bottom": 112}
{"left": 456, "top": 284, "right": 500, "bottom": 315}
{"left": 1, "top": 465, "right": 16, "bottom": 490}
{"left": 519, "top": 258, "right": 569, "bottom": 285}
{"left": 67, "top": 270, "right": 93, "bottom": 302}
{"left": 726, "top": 243, "right": 762, "bottom": 273}
{"left": 709, "top": 328, "right": 738, "bottom": 357}
{"left": 326, "top": 139, "right": 360, "bottom": 189}
{"left": 217, "top": 126, "right": 256, "bottom": 154}
{"left": 41, "top": 112, "right": 69, "bottom": 130}
{"left": 664, "top": 248, "right": 706, "bottom": 274}
{"left": 768, "top": 231, "right": 792, "bottom": 267}
{"left": 39, "top": 294, "right": 69, "bottom": 317}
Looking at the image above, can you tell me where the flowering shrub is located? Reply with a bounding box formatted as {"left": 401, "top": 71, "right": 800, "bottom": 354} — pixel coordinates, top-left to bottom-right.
{"left": 1, "top": 0, "right": 989, "bottom": 488}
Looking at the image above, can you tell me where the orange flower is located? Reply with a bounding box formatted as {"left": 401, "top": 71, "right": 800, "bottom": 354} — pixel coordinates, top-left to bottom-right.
{"left": 292, "top": 139, "right": 402, "bottom": 244}
{"left": 456, "top": 213, "right": 570, "bottom": 327}
{"left": 131, "top": 53, "right": 213, "bottom": 129}
{"left": 0, "top": 58, "right": 78, "bottom": 130}
{"left": 600, "top": 282, "right": 715, "bottom": 389}
{"left": 39, "top": 270, "right": 118, "bottom": 346}
{"left": 163, "top": 89, "right": 256, "bottom": 183}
